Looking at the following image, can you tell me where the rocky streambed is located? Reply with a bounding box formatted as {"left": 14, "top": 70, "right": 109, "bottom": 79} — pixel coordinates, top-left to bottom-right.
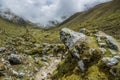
{"left": 35, "top": 54, "right": 61, "bottom": 80}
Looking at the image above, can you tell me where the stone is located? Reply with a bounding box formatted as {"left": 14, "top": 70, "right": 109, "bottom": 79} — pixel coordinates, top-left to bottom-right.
{"left": 99, "top": 48, "right": 106, "bottom": 54}
{"left": 89, "top": 48, "right": 95, "bottom": 55}
{"left": 0, "top": 63, "right": 5, "bottom": 71}
{"left": 96, "top": 37, "right": 101, "bottom": 43}
{"left": 8, "top": 54, "right": 21, "bottom": 65}
{"left": 41, "top": 56, "right": 47, "bottom": 62}
{"left": 105, "top": 36, "right": 119, "bottom": 50}
{"left": 109, "top": 49, "right": 118, "bottom": 55}
{"left": 5, "top": 78, "right": 11, "bottom": 80}
{"left": 80, "top": 28, "right": 87, "bottom": 34}
{"left": 60, "top": 28, "right": 87, "bottom": 48}
{"left": 98, "top": 43, "right": 107, "bottom": 47}
{"left": 12, "top": 70, "right": 18, "bottom": 76}
{"left": 0, "top": 47, "right": 6, "bottom": 53}
{"left": 42, "top": 48, "right": 50, "bottom": 54}
{"left": 110, "top": 63, "right": 120, "bottom": 77}
{"left": 71, "top": 48, "right": 80, "bottom": 59}
{"left": 19, "top": 72, "right": 25, "bottom": 78}
{"left": 102, "top": 56, "right": 120, "bottom": 66}
{"left": 78, "top": 60, "right": 85, "bottom": 72}
{"left": 35, "top": 57, "right": 39, "bottom": 63}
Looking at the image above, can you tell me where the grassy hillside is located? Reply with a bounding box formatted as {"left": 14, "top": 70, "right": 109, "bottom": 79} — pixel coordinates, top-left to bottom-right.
{"left": 58, "top": 0, "right": 120, "bottom": 39}
{"left": 0, "top": 17, "right": 61, "bottom": 46}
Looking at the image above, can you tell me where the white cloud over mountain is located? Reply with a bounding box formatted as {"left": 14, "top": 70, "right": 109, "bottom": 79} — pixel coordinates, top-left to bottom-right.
{"left": 0, "top": 0, "right": 111, "bottom": 26}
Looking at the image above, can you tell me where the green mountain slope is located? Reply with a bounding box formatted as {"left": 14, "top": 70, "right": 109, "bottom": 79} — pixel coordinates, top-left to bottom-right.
{"left": 58, "top": 0, "right": 120, "bottom": 39}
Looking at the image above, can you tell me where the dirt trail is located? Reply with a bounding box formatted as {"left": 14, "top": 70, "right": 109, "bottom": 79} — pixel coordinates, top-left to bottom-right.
{"left": 35, "top": 55, "right": 61, "bottom": 80}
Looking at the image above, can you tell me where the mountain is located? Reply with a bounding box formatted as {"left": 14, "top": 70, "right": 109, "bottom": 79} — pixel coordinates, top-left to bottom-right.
{"left": 0, "top": 0, "right": 120, "bottom": 80}
{"left": 0, "top": 9, "right": 30, "bottom": 26}
{"left": 58, "top": 0, "right": 120, "bottom": 39}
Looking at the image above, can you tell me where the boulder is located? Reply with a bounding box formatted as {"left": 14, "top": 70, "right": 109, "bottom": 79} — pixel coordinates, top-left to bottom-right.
{"left": 8, "top": 54, "right": 21, "bottom": 65}
{"left": 60, "top": 28, "right": 87, "bottom": 48}
{"left": 102, "top": 56, "right": 120, "bottom": 66}
{"left": 105, "top": 36, "right": 119, "bottom": 50}
{"left": 78, "top": 60, "right": 85, "bottom": 72}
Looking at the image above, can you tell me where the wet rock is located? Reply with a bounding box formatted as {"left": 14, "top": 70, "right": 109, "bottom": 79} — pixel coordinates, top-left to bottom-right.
{"left": 102, "top": 56, "right": 120, "bottom": 66}
{"left": 78, "top": 60, "right": 85, "bottom": 72}
{"left": 8, "top": 54, "right": 21, "bottom": 65}
{"left": 60, "top": 28, "right": 87, "bottom": 48}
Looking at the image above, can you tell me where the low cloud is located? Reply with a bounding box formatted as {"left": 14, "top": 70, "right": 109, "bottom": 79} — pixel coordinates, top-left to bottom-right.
{"left": 0, "top": 0, "right": 111, "bottom": 27}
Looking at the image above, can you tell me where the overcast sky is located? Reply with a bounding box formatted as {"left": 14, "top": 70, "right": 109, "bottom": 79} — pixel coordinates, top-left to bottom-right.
{"left": 0, "top": 0, "right": 111, "bottom": 26}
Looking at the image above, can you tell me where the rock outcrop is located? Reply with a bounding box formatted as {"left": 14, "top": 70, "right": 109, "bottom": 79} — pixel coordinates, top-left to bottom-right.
{"left": 60, "top": 28, "right": 87, "bottom": 48}
{"left": 53, "top": 28, "right": 120, "bottom": 80}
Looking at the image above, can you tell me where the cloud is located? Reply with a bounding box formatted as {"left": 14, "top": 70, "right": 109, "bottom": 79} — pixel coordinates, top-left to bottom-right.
{"left": 0, "top": 0, "right": 111, "bottom": 27}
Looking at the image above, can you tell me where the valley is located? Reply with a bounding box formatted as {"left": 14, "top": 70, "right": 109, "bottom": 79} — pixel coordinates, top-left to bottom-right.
{"left": 0, "top": 0, "right": 120, "bottom": 80}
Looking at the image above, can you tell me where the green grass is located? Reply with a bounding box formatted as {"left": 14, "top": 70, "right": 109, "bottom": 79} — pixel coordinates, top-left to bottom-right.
{"left": 57, "top": 0, "right": 120, "bottom": 39}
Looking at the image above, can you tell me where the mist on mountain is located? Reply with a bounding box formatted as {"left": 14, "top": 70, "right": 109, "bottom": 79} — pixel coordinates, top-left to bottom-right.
{"left": 0, "top": 0, "right": 111, "bottom": 27}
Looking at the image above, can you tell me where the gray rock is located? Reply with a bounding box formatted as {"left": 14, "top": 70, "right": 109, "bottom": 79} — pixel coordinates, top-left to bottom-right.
{"left": 109, "top": 49, "right": 118, "bottom": 55}
{"left": 99, "top": 48, "right": 106, "bottom": 54}
{"left": 41, "top": 56, "right": 47, "bottom": 62}
{"left": 89, "top": 48, "right": 95, "bottom": 55}
{"left": 19, "top": 72, "right": 25, "bottom": 78}
{"left": 96, "top": 37, "right": 101, "bottom": 43}
{"left": 71, "top": 48, "right": 80, "bottom": 59}
{"left": 5, "top": 78, "right": 11, "bottom": 80}
{"left": 28, "top": 71, "right": 33, "bottom": 77}
{"left": 8, "top": 54, "right": 21, "bottom": 65}
{"left": 105, "top": 36, "right": 119, "bottom": 50}
{"left": 78, "top": 60, "right": 85, "bottom": 72}
{"left": 35, "top": 57, "right": 39, "bottom": 63}
{"left": 98, "top": 43, "right": 107, "bottom": 47}
{"left": 12, "top": 70, "right": 18, "bottom": 76}
{"left": 60, "top": 28, "right": 87, "bottom": 48}
{"left": 0, "top": 47, "right": 6, "bottom": 53}
{"left": 110, "top": 69, "right": 117, "bottom": 76}
{"left": 102, "top": 56, "right": 120, "bottom": 66}
{"left": 80, "top": 28, "right": 87, "bottom": 34}
{"left": 42, "top": 48, "right": 50, "bottom": 54}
